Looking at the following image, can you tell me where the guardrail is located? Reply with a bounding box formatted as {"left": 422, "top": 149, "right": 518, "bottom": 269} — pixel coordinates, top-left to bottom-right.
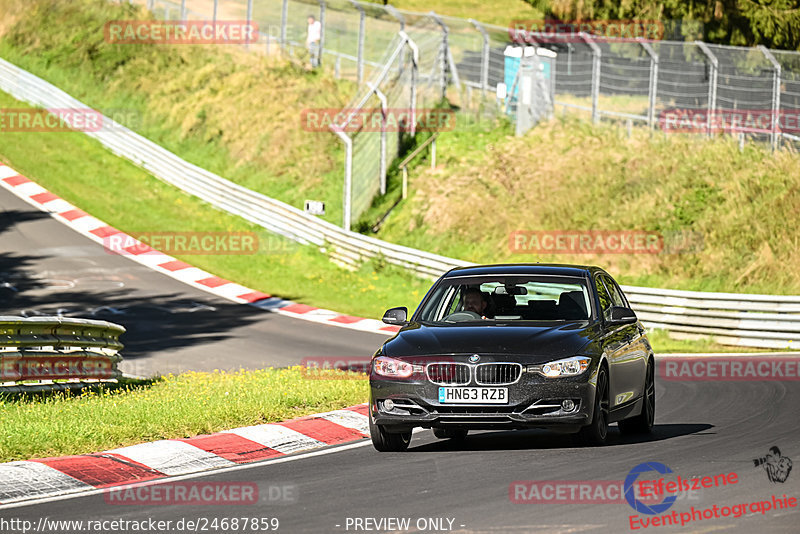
{"left": 0, "top": 58, "right": 798, "bottom": 349}
{"left": 0, "top": 316, "right": 125, "bottom": 392}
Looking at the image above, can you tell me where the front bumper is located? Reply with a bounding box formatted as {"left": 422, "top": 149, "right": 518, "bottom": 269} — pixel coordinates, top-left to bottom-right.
{"left": 370, "top": 374, "right": 596, "bottom": 432}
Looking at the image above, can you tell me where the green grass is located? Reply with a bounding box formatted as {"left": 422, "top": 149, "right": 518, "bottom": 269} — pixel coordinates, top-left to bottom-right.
{"left": 0, "top": 90, "right": 430, "bottom": 320}
{"left": 1, "top": 0, "right": 790, "bottom": 354}
{"left": 388, "top": 0, "right": 542, "bottom": 27}
{"left": 375, "top": 114, "right": 800, "bottom": 296}
{"left": 0, "top": 367, "right": 368, "bottom": 462}
{"left": 0, "top": 0, "right": 357, "bottom": 226}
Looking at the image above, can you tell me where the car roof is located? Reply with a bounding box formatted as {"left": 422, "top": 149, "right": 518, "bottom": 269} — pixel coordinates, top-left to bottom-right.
{"left": 442, "top": 263, "right": 606, "bottom": 279}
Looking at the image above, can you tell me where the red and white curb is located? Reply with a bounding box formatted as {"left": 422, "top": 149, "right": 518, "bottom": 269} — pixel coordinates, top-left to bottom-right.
{"left": 0, "top": 404, "right": 369, "bottom": 505}
{"left": 0, "top": 164, "right": 400, "bottom": 336}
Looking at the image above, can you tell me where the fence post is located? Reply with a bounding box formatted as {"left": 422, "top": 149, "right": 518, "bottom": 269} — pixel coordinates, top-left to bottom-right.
{"left": 317, "top": 0, "right": 326, "bottom": 66}
{"left": 759, "top": 45, "right": 782, "bottom": 152}
{"left": 580, "top": 32, "right": 601, "bottom": 124}
{"left": 401, "top": 31, "right": 419, "bottom": 137}
{"left": 385, "top": 6, "right": 406, "bottom": 77}
{"left": 180, "top": 0, "right": 186, "bottom": 19}
{"left": 280, "top": 0, "right": 288, "bottom": 52}
{"left": 385, "top": 5, "right": 405, "bottom": 31}
{"left": 147, "top": 0, "right": 154, "bottom": 11}
{"left": 212, "top": 0, "right": 217, "bottom": 22}
{"left": 640, "top": 41, "right": 658, "bottom": 130}
{"left": 350, "top": 1, "right": 366, "bottom": 86}
{"left": 695, "top": 41, "right": 718, "bottom": 139}
{"left": 429, "top": 12, "right": 451, "bottom": 100}
{"left": 246, "top": 0, "right": 253, "bottom": 50}
{"left": 331, "top": 128, "right": 353, "bottom": 231}
{"left": 369, "top": 83, "right": 388, "bottom": 195}
{"left": 469, "top": 19, "right": 490, "bottom": 100}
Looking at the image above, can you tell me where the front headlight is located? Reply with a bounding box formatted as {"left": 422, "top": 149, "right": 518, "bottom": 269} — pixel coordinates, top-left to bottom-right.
{"left": 373, "top": 356, "right": 414, "bottom": 378}
{"left": 528, "top": 356, "right": 591, "bottom": 378}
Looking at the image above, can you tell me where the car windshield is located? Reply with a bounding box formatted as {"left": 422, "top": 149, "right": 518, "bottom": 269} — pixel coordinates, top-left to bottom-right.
{"left": 415, "top": 275, "right": 592, "bottom": 325}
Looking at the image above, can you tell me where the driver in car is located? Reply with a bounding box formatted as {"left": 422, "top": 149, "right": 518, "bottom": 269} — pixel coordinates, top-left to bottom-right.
{"left": 463, "top": 288, "right": 489, "bottom": 318}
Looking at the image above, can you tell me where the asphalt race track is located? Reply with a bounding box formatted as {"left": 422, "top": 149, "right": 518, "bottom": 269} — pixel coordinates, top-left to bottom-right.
{"left": 0, "top": 185, "right": 387, "bottom": 377}
{"left": 4, "top": 365, "right": 799, "bottom": 532}
{"left": 2, "top": 187, "right": 799, "bottom": 533}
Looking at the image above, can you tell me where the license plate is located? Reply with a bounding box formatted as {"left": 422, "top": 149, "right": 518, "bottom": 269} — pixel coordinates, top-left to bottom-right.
{"left": 438, "top": 387, "right": 508, "bottom": 404}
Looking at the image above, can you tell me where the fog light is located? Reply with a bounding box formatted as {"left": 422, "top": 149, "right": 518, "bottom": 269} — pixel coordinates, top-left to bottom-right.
{"left": 383, "top": 399, "right": 395, "bottom": 411}
{"left": 562, "top": 399, "right": 575, "bottom": 411}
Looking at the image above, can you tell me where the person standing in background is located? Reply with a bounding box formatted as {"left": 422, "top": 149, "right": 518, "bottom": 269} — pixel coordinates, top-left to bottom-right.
{"left": 306, "top": 15, "right": 321, "bottom": 68}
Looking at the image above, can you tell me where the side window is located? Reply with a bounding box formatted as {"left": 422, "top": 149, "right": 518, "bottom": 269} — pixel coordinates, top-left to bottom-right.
{"left": 445, "top": 286, "right": 464, "bottom": 316}
{"left": 594, "top": 275, "right": 612, "bottom": 315}
{"left": 603, "top": 276, "right": 627, "bottom": 308}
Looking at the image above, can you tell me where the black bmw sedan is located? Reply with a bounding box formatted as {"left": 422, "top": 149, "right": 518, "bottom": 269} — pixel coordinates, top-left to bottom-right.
{"left": 369, "top": 264, "right": 655, "bottom": 451}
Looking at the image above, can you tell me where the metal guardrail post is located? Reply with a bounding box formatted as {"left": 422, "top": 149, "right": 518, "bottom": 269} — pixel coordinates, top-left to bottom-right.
{"left": 349, "top": 1, "right": 366, "bottom": 86}
{"left": 385, "top": 6, "right": 406, "bottom": 78}
{"left": 245, "top": 0, "right": 253, "bottom": 50}
{"left": 212, "top": 0, "right": 217, "bottom": 23}
{"left": 468, "top": 19, "right": 490, "bottom": 100}
{"left": 180, "top": 0, "right": 186, "bottom": 19}
{"left": 280, "top": 0, "right": 289, "bottom": 52}
{"left": 695, "top": 41, "right": 718, "bottom": 139}
{"left": 368, "top": 83, "right": 388, "bottom": 195}
{"left": 759, "top": 45, "right": 782, "bottom": 152}
{"left": 429, "top": 12, "right": 457, "bottom": 98}
{"left": 400, "top": 31, "right": 419, "bottom": 137}
{"left": 579, "top": 32, "right": 601, "bottom": 124}
{"left": 640, "top": 41, "right": 658, "bottom": 130}
{"left": 330, "top": 128, "right": 353, "bottom": 231}
{"left": 429, "top": 11, "right": 448, "bottom": 99}
{"left": 317, "top": 0, "right": 326, "bottom": 66}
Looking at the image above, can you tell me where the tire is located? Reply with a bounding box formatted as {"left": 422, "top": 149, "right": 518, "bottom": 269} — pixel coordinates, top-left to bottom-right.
{"left": 577, "top": 366, "right": 609, "bottom": 446}
{"left": 369, "top": 410, "right": 411, "bottom": 452}
{"left": 433, "top": 428, "right": 468, "bottom": 440}
{"left": 619, "top": 358, "right": 655, "bottom": 435}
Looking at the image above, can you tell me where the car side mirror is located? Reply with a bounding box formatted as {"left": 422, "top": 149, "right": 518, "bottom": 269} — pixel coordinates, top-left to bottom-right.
{"left": 382, "top": 306, "right": 408, "bottom": 325}
{"left": 608, "top": 306, "right": 637, "bottom": 325}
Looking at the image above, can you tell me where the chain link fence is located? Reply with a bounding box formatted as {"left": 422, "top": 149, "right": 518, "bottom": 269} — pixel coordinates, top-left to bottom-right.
{"left": 127, "top": 0, "right": 800, "bottom": 229}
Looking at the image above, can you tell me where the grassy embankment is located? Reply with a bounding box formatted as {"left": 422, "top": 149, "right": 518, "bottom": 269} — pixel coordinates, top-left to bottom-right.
{"left": 2, "top": 0, "right": 794, "bottom": 340}
{"left": 0, "top": 368, "right": 367, "bottom": 463}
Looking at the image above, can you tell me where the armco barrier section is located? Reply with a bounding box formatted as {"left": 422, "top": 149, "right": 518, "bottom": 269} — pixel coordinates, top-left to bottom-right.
{"left": 0, "top": 58, "right": 798, "bottom": 348}
{"left": 622, "top": 286, "right": 800, "bottom": 349}
{"left": 0, "top": 316, "right": 125, "bottom": 391}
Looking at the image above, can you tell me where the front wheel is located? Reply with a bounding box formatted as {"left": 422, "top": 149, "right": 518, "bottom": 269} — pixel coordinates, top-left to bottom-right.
{"left": 369, "top": 411, "right": 411, "bottom": 452}
{"left": 619, "top": 358, "right": 655, "bottom": 435}
{"left": 577, "top": 366, "right": 609, "bottom": 446}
